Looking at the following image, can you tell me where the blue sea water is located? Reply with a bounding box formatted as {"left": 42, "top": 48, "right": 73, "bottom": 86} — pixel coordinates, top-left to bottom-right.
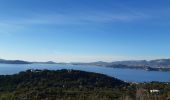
{"left": 0, "top": 64, "right": 170, "bottom": 82}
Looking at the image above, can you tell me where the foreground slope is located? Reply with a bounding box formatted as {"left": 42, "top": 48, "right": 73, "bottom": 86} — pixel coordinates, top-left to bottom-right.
{"left": 0, "top": 69, "right": 129, "bottom": 100}
{"left": 0, "top": 69, "right": 169, "bottom": 100}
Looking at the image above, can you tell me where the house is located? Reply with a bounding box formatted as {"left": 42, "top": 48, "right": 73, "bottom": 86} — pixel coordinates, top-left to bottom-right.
{"left": 150, "top": 89, "right": 160, "bottom": 93}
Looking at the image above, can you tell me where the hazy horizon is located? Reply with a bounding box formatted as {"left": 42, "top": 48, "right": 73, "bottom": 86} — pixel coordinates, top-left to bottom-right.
{"left": 1, "top": 0, "right": 170, "bottom": 62}
{"left": 1, "top": 57, "right": 170, "bottom": 63}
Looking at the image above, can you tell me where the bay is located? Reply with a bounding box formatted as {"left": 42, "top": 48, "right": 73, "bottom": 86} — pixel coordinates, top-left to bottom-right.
{"left": 0, "top": 64, "right": 170, "bottom": 82}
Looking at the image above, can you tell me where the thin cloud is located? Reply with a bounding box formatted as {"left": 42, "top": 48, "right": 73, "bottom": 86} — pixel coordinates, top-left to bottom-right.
{"left": 0, "top": 9, "right": 149, "bottom": 35}
{"left": 1, "top": 10, "right": 148, "bottom": 26}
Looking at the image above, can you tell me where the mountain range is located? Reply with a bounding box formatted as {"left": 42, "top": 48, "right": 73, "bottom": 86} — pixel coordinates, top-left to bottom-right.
{"left": 0, "top": 59, "right": 31, "bottom": 64}
{"left": 0, "top": 59, "right": 57, "bottom": 64}
{"left": 74, "top": 59, "right": 170, "bottom": 68}
{"left": 72, "top": 59, "right": 170, "bottom": 71}
{"left": 1, "top": 58, "right": 170, "bottom": 71}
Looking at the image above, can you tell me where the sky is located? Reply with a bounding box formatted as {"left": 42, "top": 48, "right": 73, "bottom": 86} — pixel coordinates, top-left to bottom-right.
{"left": 0, "top": 0, "right": 170, "bottom": 62}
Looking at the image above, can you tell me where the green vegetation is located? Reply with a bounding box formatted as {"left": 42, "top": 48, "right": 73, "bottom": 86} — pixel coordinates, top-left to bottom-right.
{"left": 135, "top": 82, "right": 170, "bottom": 100}
{"left": 0, "top": 69, "right": 169, "bottom": 100}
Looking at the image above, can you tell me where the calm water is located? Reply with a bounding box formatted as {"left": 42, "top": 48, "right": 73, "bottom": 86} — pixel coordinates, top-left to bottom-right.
{"left": 0, "top": 64, "right": 170, "bottom": 82}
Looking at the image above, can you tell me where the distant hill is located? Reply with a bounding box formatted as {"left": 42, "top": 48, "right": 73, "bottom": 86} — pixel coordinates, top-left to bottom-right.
{"left": 72, "top": 59, "right": 170, "bottom": 71}
{"left": 0, "top": 59, "right": 58, "bottom": 64}
{"left": 32, "top": 61, "right": 57, "bottom": 64}
{"left": 72, "top": 61, "right": 109, "bottom": 66}
{"left": 0, "top": 59, "right": 31, "bottom": 64}
{"left": 110, "top": 59, "right": 170, "bottom": 68}
{"left": 1, "top": 58, "right": 170, "bottom": 71}
{"left": 108, "top": 59, "right": 170, "bottom": 70}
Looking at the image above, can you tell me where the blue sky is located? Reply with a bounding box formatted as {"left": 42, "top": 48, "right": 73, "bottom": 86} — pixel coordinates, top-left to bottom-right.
{"left": 0, "top": 0, "right": 170, "bottom": 62}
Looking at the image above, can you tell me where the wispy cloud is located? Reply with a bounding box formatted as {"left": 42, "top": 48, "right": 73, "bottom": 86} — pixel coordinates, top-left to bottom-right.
{"left": 1, "top": 10, "right": 148, "bottom": 25}
{"left": 0, "top": 8, "right": 149, "bottom": 35}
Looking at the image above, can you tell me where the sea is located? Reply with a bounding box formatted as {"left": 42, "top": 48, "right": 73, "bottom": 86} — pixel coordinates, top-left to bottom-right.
{"left": 0, "top": 64, "right": 170, "bottom": 82}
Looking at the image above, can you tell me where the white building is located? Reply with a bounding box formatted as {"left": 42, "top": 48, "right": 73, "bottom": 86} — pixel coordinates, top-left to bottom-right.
{"left": 150, "top": 89, "right": 160, "bottom": 93}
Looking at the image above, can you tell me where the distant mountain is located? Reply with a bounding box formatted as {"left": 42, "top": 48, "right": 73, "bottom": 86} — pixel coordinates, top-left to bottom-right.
{"left": 0, "top": 59, "right": 58, "bottom": 64}
{"left": 111, "top": 60, "right": 148, "bottom": 66}
{"left": 110, "top": 59, "right": 170, "bottom": 68}
{"left": 90, "top": 61, "right": 110, "bottom": 66}
{"left": 149, "top": 59, "right": 170, "bottom": 67}
{"left": 1, "top": 58, "right": 170, "bottom": 71}
{"left": 72, "top": 61, "right": 110, "bottom": 66}
{"left": 45, "top": 61, "right": 57, "bottom": 64}
{"left": 0, "top": 59, "right": 31, "bottom": 64}
{"left": 72, "top": 59, "right": 170, "bottom": 71}
{"left": 106, "top": 59, "right": 170, "bottom": 71}
{"left": 32, "top": 61, "right": 57, "bottom": 64}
